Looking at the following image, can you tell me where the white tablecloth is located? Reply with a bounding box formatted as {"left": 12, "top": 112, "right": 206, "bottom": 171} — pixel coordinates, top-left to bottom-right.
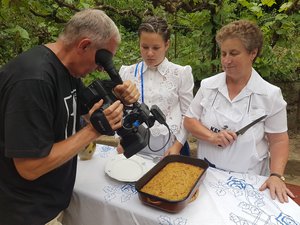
{"left": 63, "top": 144, "right": 300, "bottom": 225}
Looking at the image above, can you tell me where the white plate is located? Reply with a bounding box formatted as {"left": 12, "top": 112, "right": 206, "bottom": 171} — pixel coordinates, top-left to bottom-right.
{"left": 105, "top": 154, "right": 148, "bottom": 182}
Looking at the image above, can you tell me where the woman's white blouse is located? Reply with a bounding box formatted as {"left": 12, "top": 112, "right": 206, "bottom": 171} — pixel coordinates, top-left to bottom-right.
{"left": 185, "top": 68, "right": 287, "bottom": 160}
{"left": 119, "top": 58, "right": 194, "bottom": 145}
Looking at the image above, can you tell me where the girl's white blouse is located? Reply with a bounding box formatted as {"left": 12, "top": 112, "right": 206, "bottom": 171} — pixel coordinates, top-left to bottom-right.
{"left": 119, "top": 58, "right": 194, "bottom": 145}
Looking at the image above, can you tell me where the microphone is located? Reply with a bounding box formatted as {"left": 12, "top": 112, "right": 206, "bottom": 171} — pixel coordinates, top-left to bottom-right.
{"left": 95, "top": 49, "right": 123, "bottom": 85}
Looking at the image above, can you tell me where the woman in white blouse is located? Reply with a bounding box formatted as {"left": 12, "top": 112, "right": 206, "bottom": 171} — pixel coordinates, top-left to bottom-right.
{"left": 118, "top": 16, "right": 194, "bottom": 157}
{"left": 184, "top": 20, "right": 294, "bottom": 203}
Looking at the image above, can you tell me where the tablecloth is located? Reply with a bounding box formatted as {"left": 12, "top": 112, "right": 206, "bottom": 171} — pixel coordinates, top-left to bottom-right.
{"left": 63, "top": 144, "right": 300, "bottom": 225}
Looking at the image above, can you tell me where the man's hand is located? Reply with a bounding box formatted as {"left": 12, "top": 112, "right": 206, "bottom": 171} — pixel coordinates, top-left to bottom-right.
{"left": 113, "top": 80, "right": 140, "bottom": 105}
{"left": 102, "top": 100, "right": 123, "bottom": 131}
{"left": 89, "top": 99, "right": 124, "bottom": 133}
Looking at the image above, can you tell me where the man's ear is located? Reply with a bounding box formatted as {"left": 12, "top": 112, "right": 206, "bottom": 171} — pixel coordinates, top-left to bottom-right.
{"left": 77, "top": 38, "right": 92, "bottom": 53}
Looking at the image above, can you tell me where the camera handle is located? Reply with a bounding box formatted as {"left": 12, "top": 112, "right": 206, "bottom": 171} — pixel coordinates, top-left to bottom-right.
{"left": 90, "top": 109, "right": 115, "bottom": 136}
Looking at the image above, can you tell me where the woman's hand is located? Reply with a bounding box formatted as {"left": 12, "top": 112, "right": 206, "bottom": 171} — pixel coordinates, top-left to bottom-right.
{"left": 113, "top": 80, "right": 140, "bottom": 105}
{"left": 259, "top": 176, "right": 295, "bottom": 203}
{"left": 164, "top": 141, "right": 182, "bottom": 156}
{"left": 116, "top": 144, "right": 124, "bottom": 154}
{"left": 209, "top": 130, "right": 237, "bottom": 148}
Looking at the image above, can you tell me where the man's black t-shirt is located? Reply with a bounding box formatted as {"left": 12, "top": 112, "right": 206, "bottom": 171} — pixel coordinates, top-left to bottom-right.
{"left": 0, "top": 45, "right": 85, "bottom": 225}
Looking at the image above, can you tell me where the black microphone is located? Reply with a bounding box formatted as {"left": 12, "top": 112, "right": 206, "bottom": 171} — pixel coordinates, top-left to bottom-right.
{"left": 95, "top": 49, "right": 123, "bottom": 85}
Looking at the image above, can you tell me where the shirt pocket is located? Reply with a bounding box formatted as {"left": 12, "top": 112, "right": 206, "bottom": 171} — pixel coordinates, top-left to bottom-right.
{"left": 199, "top": 97, "right": 213, "bottom": 114}
{"left": 198, "top": 97, "right": 216, "bottom": 128}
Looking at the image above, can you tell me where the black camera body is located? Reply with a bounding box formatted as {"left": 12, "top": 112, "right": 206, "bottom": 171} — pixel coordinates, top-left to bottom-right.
{"left": 81, "top": 49, "right": 167, "bottom": 158}
{"left": 80, "top": 79, "right": 116, "bottom": 111}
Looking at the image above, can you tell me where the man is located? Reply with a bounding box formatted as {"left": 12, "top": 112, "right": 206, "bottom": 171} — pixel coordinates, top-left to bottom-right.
{"left": 0, "top": 9, "right": 139, "bottom": 225}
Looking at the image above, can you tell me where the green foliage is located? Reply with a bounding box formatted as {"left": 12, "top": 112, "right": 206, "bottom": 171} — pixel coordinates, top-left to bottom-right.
{"left": 262, "top": 0, "right": 276, "bottom": 7}
{"left": 0, "top": 0, "right": 299, "bottom": 82}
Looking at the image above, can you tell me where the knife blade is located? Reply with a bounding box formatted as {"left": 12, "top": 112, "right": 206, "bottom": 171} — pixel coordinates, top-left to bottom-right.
{"left": 236, "top": 115, "right": 267, "bottom": 136}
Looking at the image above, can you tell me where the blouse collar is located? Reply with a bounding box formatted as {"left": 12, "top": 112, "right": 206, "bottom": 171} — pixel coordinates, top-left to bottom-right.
{"left": 143, "top": 58, "right": 169, "bottom": 76}
{"left": 208, "top": 68, "right": 268, "bottom": 96}
{"left": 245, "top": 68, "right": 269, "bottom": 95}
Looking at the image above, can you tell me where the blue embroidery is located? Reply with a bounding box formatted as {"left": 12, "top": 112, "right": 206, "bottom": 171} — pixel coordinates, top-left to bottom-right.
{"left": 226, "top": 176, "right": 254, "bottom": 190}
{"left": 103, "top": 184, "right": 137, "bottom": 202}
{"left": 158, "top": 215, "right": 187, "bottom": 225}
{"left": 276, "top": 212, "right": 299, "bottom": 225}
{"left": 95, "top": 145, "right": 116, "bottom": 158}
{"left": 209, "top": 174, "right": 299, "bottom": 225}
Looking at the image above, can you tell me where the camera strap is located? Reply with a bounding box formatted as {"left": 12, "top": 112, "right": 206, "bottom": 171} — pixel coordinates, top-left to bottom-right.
{"left": 90, "top": 109, "right": 115, "bottom": 136}
{"left": 134, "top": 61, "right": 144, "bottom": 103}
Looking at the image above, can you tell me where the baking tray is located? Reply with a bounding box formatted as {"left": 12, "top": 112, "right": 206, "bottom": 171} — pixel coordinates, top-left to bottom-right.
{"left": 135, "top": 155, "right": 209, "bottom": 213}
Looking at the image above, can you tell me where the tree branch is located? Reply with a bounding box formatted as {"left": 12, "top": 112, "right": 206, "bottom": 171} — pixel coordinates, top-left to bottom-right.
{"left": 29, "top": 9, "right": 67, "bottom": 23}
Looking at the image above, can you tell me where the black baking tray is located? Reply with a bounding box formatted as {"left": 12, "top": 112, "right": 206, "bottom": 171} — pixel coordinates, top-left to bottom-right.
{"left": 135, "top": 155, "right": 209, "bottom": 213}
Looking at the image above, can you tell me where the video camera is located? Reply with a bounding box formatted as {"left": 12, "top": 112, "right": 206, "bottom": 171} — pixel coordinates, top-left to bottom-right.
{"left": 81, "top": 49, "right": 168, "bottom": 158}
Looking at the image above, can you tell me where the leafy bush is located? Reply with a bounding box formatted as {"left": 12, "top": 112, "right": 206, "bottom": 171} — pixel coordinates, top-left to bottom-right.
{"left": 1, "top": 0, "right": 299, "bottom": 83}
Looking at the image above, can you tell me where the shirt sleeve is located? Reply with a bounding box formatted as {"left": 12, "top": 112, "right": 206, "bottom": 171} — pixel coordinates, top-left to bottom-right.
{"left": 119, "top": 65, "right": 133, "bottom": 81}
{"left": 4, "top": 80, "right": 55, "bottom": 158}
{"left": 185, "top": 83, "right": 204, "bottom": 120}
{"left": 175, "top": 65, "right": 194, "bottom": 144}
{"left": 264, "top": 87, "right": 288, "bottom": 133}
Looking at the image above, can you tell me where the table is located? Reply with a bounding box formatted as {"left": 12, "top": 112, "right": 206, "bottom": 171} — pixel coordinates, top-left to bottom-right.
{"left": 286, "top": 183, "right": 300, "bottom": 205}
{"left": 63, "top": 145, "right": 300, "bottom": 225}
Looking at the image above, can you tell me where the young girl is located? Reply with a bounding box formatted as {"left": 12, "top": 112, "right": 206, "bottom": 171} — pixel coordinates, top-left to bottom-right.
{"left": 118, "top": 16, "right": 194, "bottom": 157}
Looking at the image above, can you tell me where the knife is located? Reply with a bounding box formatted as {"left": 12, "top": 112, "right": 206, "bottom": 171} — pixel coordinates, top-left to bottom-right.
{"left": 236, "top": 115, "right": 267, "bottom": 135}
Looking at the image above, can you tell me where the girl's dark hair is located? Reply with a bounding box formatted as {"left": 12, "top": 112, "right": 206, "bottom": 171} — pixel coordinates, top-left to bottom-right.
{"left": 138, "top": 16, "right": 171, "bottom": 42}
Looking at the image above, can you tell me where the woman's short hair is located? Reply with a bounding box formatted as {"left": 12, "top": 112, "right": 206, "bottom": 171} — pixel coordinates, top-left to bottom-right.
{"left": 138, "top": 16, "right": 171, "bottom": 42}
{"left": 216, "top": 20, "right": 263, "bottom": 60}
{"left": 58, "top": 9, "right": 121, "bottom": 48}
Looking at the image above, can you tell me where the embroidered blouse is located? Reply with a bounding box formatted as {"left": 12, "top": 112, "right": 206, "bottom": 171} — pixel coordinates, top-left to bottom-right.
{"left": 119, "top": 58, "right": 194, "bottom": 145}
